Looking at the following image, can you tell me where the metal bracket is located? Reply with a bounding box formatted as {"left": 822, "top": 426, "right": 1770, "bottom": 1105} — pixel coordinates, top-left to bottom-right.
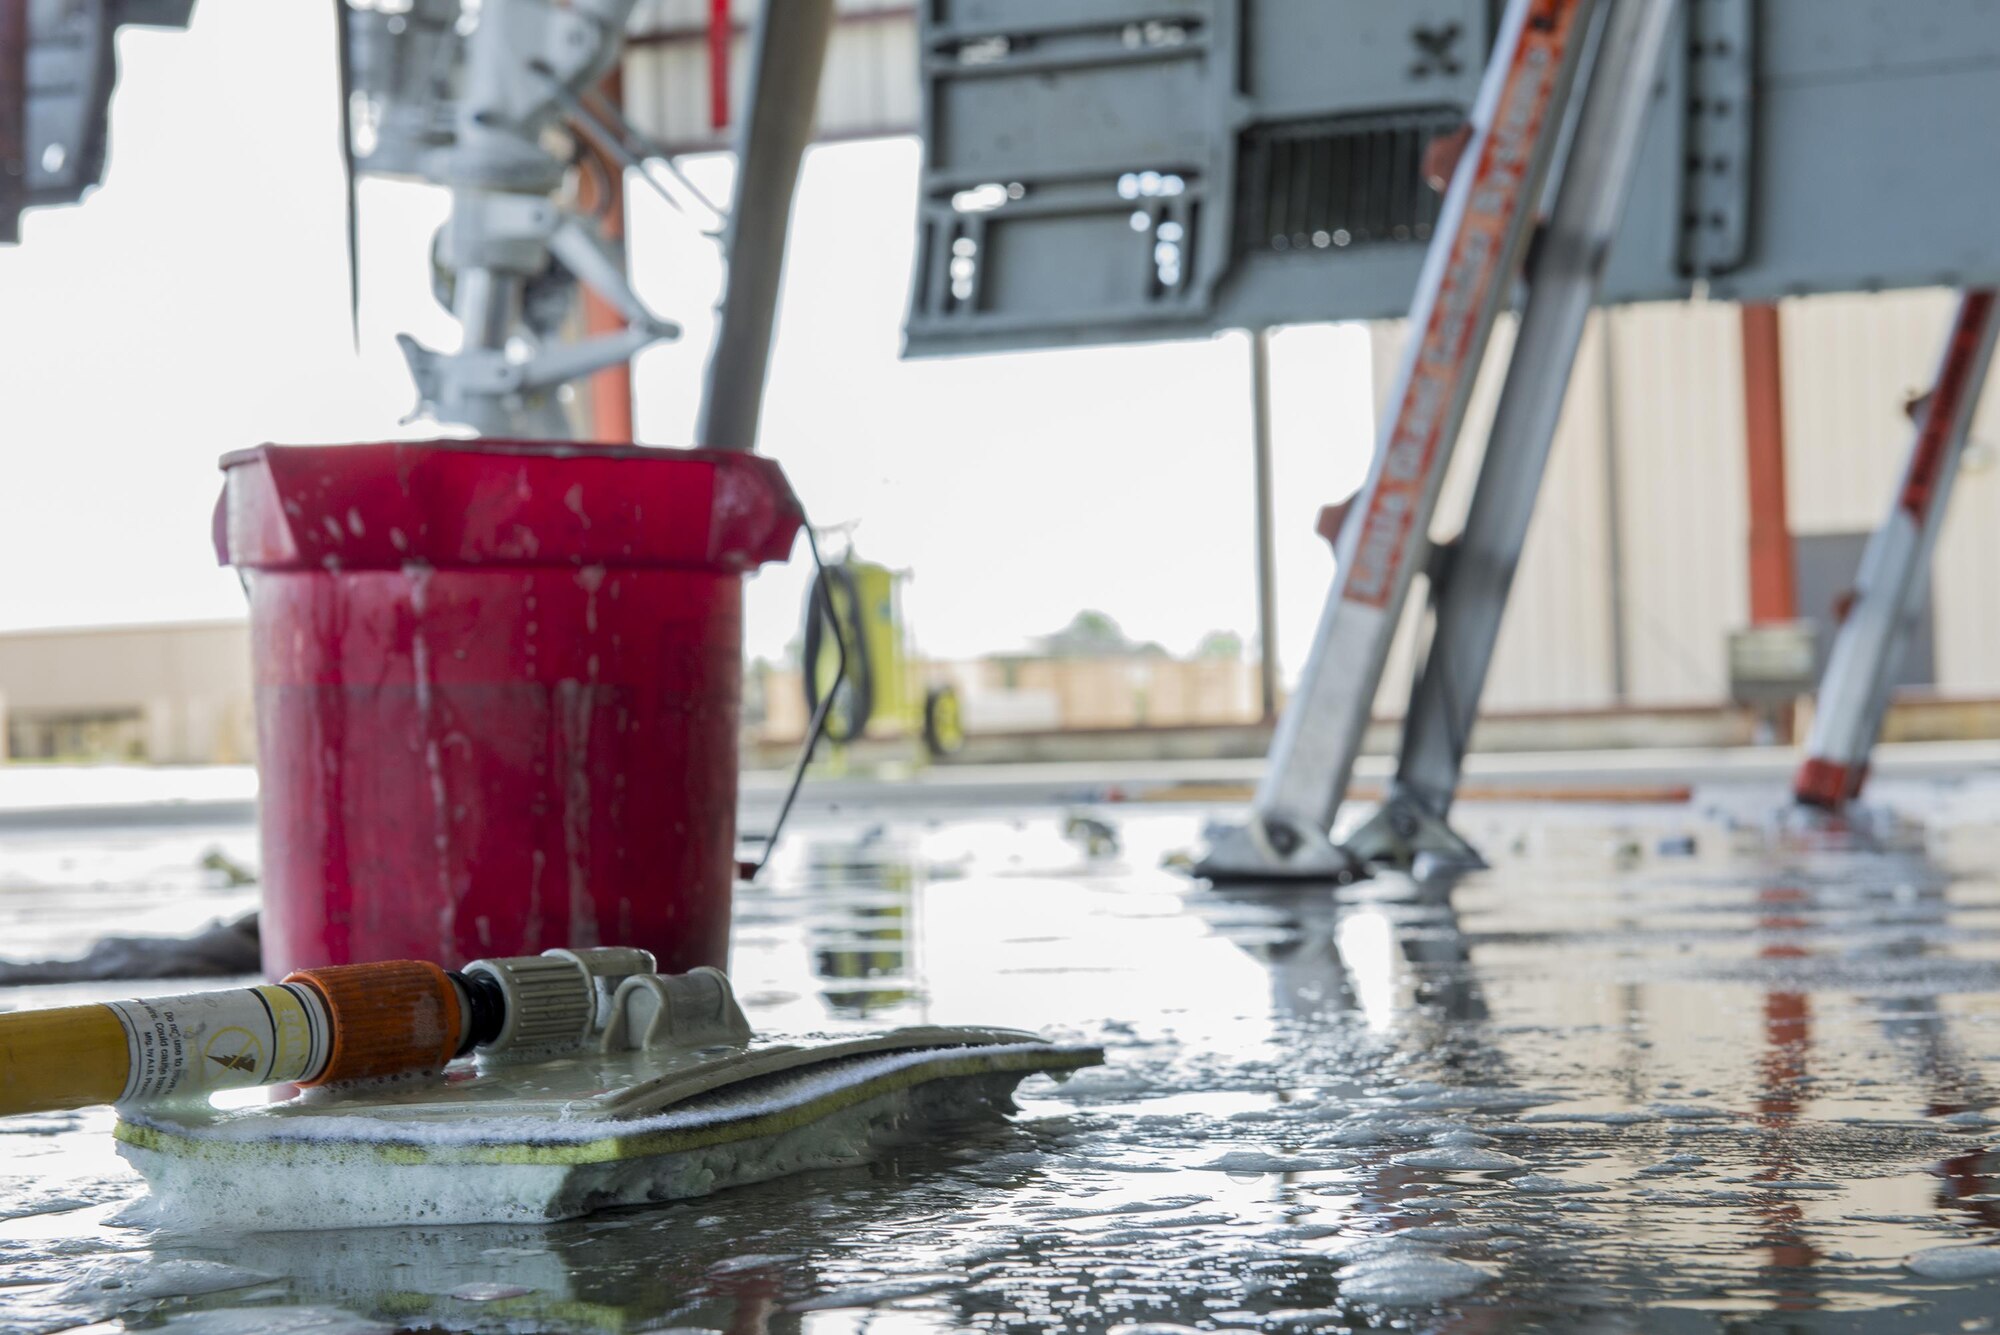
{"left": 1342, "top": 794, "right": 1486, "bottom": 870}
{"left": 1195, "top": 816, "right": 1365, "bottom": 885}
{"left": 400, "top": 185, "right": 679, "bottom": 435}
{"left": 905, "top": 1, "right": 1242, "bottom": 348}
{"left": 1678, "top": 0, "right": 1752, "bottom": 278}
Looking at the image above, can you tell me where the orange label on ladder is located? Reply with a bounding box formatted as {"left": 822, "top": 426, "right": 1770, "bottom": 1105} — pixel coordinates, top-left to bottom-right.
{"left": 1345, "top": 0, "right": 1585, "bottom": 607}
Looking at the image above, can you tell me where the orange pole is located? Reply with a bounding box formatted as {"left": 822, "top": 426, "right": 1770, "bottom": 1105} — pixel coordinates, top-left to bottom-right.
{"left": 1740, "top": 303, "right": 1797, "bottom": 624}
{"left": 709, "top": 0, "right": 732, "bottom": 130}
{"left": 577, "top": 67, "right": 635, "bottom": 443}
{"left": 1741, "top": 303, "right": 1798, "bottom": 741}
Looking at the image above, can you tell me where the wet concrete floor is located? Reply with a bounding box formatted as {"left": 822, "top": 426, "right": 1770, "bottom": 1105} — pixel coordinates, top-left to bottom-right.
{"left": 8, "top": 780, "right": 2000, "bottom": 1332}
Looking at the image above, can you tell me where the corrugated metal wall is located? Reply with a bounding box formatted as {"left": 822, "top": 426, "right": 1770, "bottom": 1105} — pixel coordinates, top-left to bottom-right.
{"left": 1602, "top": 301, "right": 1750, "bottom": 706}
{"left": 1936, "top": 350, "right": 2000, "bottom": 694}
{"left": 1517, "top": 318, "right": 1621, "bottom": 710}
{"left": 1781, "top": 291, "right": 1955, "bottom": 536}
{"left": 1367, "top": 287, "right": 2000, "bottom": 714}
{"left": 1367, "top": 304, "right": 1727, "bottom": 715}
{"left": 625, "top": 0, "right": 917, "bottom": 153}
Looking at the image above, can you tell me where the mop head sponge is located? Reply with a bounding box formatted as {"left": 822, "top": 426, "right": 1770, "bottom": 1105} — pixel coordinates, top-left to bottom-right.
{"left": 116, "top": 1032, "right": 1100, "bottom": 1229}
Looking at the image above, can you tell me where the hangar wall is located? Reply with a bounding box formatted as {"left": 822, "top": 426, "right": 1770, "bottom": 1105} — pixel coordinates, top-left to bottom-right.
{"left": 1368, "top": 289, "right": 2000, "bottom": 717}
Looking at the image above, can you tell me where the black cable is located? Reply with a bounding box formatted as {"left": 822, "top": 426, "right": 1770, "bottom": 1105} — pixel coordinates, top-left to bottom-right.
{"left": 802, "top": 562, "right": 873, "bottom": 743}
{"left": 740, "top": 524, "right": 848, "bottom": 883}
{"left": 332, "top": 0, "right": 360, "bottom": 349}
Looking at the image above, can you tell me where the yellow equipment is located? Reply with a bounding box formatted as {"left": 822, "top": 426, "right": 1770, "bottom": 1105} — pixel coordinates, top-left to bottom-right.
{"left": 804, "top": 553, "right": 963, "bottom": 758}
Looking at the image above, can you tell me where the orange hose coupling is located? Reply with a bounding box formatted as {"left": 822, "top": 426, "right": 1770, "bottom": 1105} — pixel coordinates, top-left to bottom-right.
{"left": 283, "top": 960, "right": 465, "bottom": 1086}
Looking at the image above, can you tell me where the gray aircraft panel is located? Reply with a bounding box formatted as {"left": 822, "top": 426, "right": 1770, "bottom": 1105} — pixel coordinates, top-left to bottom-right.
{"left": 905, "top": 0, "right": 2000, "bottom": 356}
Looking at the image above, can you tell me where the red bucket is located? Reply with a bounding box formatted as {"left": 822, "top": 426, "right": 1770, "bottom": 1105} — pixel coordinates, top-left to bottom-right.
{"left": 215, "top": 441, "right": 802, "bottom": 980}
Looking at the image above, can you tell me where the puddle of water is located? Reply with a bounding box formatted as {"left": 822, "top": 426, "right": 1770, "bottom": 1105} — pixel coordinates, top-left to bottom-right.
{"left": 6, "top": 797, "right": 2000, "bottom": 1331}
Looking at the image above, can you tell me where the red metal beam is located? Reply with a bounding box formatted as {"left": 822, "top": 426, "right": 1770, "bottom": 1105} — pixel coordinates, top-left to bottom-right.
{"left": 1740, "top": 302, "right": 1798, "bottom": 624}
{"left": 708, "top": 0, "right": 731, "bottom": 130}
{"left": 627, "top": 5, "right": 913, "bottom": 46}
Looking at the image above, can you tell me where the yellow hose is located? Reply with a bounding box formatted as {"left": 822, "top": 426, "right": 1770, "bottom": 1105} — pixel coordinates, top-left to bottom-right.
{"left": 0, "top": 1005, "right": 131, "bottom": 1116}
{"left": 0, "top": 969, "right": 453, "bottom": 1117}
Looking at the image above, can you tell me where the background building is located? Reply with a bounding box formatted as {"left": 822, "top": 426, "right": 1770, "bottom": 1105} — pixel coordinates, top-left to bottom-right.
{"left": 1394, "top": 288, "right": 2000, "bottom": 717}
{"left": 0, "top": 622, "right": 253, "bottom": 765}
{"left": 5, "top": 288, "right": 1993, "bottom": 767}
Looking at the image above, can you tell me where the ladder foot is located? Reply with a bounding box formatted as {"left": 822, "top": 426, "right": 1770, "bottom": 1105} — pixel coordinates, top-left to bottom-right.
{"left": 1342, "top": 793, "right": 1487, "bottom": 872}
{"left": 1773, "top": 798, "right": 1909, "bottom": 850}
{"left": 1193, "top": 819, "right": 1367, "bottom": 885}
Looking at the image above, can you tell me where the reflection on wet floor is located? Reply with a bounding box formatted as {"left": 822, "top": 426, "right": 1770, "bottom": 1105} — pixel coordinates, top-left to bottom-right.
{"left": 804, "top": 829, "right": 921, "bottom": 1018}
{"left": 8, "top": 798, "right": 2000, "bottom": 1331}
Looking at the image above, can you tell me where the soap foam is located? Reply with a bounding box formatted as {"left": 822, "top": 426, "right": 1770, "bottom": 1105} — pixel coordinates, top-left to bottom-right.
{"left": 1391, "top": 1146, "right": 1527, "bottom": 1172}
{"left": 123, "top": 1069, "right": 1037, "bottom": 1230}
{"left": 126, "top": 1042, "right": 1084, "bottom": 1149}
{"left": 1337, "top": 1248, "right": 1492, "bottom": 1305}
{"left": 1905, "top": 1243, "right": 2000, "bottom": 1279}
{"left": 54, "top": 1258, "right": 275, "bottom": 1318}
{"left": 157, "top": 1306, "right": 396, "bottom": 1334}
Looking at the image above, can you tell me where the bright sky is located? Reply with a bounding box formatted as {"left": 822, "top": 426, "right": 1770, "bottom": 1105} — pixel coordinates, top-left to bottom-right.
{"left": 0, "top": 0, "right": 1379, "bottom": 678}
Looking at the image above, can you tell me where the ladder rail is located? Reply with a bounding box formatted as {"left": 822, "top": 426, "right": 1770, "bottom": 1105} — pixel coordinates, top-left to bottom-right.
{"left": 1348, "top": 0, "right": 1680, "bottom": 869}
{"left": 1201, "top": 0, "right": 1602, "bottom": 879}
{"left": 1794, "top": 288, "right": 2000, "bottom": 811}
